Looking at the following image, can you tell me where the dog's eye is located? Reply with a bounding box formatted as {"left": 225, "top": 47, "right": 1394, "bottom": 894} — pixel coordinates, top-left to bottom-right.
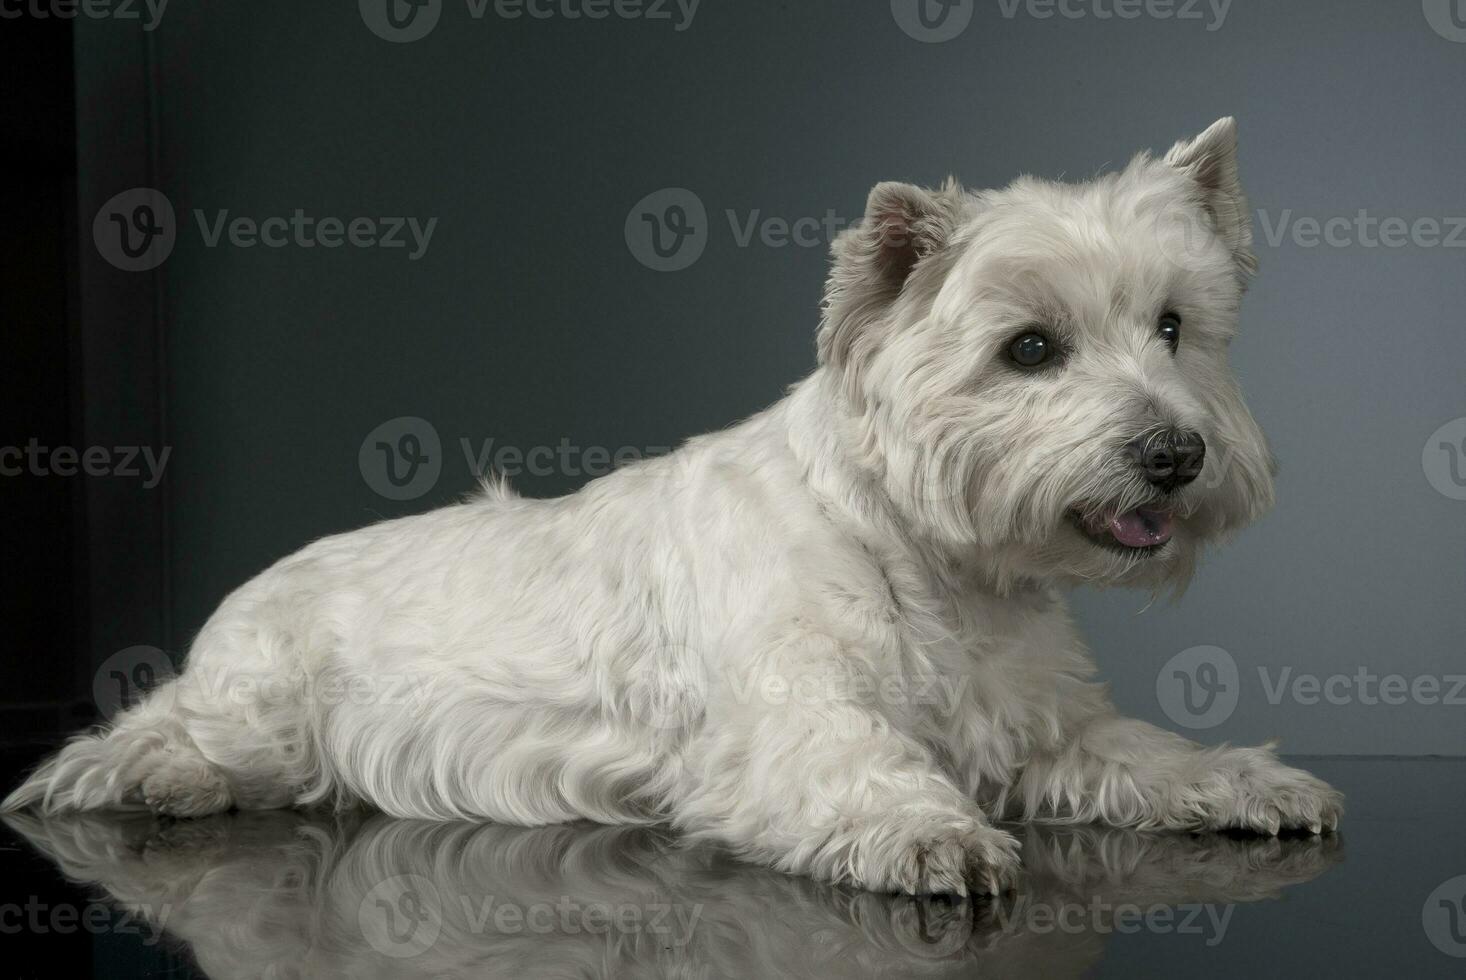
{"left": 1008, "top": 332, "right": 1053, "bottom": 368}
{"left": 1158, "top": 312, "right": 1182, "bottom": 352}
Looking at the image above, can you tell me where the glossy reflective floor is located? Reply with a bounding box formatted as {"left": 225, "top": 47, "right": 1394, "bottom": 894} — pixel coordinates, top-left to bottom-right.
{"left": 2, "top": 756, "right": 1463, "bottom": 978}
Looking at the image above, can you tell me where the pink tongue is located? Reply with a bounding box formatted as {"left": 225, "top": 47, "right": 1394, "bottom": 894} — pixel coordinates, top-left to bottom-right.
{"left": 1109, "top": 508, "right": 1173, "bottom": 547}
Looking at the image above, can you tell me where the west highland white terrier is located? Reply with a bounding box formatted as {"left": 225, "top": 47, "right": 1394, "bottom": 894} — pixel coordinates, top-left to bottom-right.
{"left": 6, "top": 118, "right": 1341, "bottom": 895}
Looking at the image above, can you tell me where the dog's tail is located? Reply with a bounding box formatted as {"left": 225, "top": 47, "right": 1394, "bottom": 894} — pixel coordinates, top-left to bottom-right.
{"left": 2, "top": 686, "right": 193, "bottom": 814}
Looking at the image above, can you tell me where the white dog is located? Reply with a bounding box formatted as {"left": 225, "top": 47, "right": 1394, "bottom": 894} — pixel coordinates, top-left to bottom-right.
{"left": 5, "top": 118, "right": 1341, "bottom": 896}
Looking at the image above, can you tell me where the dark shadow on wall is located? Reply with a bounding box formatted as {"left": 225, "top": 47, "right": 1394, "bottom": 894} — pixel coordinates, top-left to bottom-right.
{"left": 0, "top": 18, "right": 170, "bottom": 743}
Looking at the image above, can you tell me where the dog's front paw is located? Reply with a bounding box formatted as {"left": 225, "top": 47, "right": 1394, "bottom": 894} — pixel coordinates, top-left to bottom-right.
{"left": 851, "top": 815, "right": 1022, "bottom": 896}
{"left": 1194, "top": 756, "right": 1342, "bottom": 835}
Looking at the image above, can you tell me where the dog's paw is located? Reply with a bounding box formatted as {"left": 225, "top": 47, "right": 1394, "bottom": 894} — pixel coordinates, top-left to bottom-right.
{"left": 141, "top": 757, "right": 232, "bottom": 819}
{"left": 1195, "top": 761, "right": 1342, "bottom": 836}
{"left": 875, "top": 821, "right": 1022, "bottom": 897}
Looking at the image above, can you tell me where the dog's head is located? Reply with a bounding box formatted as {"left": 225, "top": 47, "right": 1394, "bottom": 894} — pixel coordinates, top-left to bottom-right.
{"left": 819, "top": 118, "right": 1275, "bottom": 590}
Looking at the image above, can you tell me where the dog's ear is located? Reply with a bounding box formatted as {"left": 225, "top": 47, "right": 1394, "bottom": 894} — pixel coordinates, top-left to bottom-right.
{"left": 1164, "top": 117, "right": 1257, "bottom": 278}
{"left": 818, "top": 181, "right": 959, "bottom": 371}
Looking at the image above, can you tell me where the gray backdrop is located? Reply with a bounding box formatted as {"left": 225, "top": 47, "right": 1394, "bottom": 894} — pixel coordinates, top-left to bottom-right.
{"left": 99, "top": 0, "right": 1464, "bottom": 754}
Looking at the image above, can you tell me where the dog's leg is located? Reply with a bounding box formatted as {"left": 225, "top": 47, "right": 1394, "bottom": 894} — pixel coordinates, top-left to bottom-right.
{"left": 2, "top": 680, "right": 237, "bottom": 818}
{"left": 1015, "top": 716, "right": 1342, "bottom": 834}
{"left": 675, "top": 639, "right": 1021, "bottom": 896}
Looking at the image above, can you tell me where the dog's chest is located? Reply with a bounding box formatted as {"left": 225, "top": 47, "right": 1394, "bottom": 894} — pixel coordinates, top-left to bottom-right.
{"left": 879, "top": 580, "right": 1090, "bottom": 768}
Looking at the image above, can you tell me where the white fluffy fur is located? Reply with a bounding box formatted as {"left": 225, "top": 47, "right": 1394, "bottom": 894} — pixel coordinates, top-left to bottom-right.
{"left": 4, "top": 118, "right": 1341, "bottom": 895}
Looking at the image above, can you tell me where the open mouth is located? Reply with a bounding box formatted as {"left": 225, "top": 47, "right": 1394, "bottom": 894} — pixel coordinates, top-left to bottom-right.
{"left": 1068, "top": 504, "right": 1175, "bottom": 554}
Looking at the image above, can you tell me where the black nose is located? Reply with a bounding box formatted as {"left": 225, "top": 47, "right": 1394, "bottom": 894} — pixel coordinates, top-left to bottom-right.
{"left": 1128, "top": 430, "right": 1206, "bottom": 490}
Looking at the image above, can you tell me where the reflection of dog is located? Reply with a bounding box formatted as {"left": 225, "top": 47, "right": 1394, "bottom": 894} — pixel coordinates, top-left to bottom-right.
{"left": 3, "top": 812, "right": 1341, "bottom": 979}
{"left": 5, "top": 118, "right": 1341, "bottom": 895}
